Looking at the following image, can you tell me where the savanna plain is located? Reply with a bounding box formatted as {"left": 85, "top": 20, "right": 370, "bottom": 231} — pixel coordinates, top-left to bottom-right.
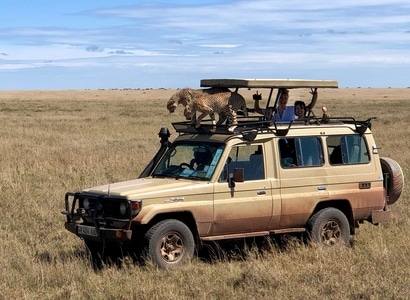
{"left": 0, "top": 87, "right": 409, "bottom": 300}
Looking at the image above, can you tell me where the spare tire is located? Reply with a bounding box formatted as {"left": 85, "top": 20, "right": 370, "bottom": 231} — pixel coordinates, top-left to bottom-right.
{"left": 380, "top": 157, "right": 404, "bottom": 205}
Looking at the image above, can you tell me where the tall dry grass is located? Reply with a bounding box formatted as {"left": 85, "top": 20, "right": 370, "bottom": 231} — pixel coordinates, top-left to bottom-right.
{"left": 0, "top": 88, "right": 409, "bottom": 299}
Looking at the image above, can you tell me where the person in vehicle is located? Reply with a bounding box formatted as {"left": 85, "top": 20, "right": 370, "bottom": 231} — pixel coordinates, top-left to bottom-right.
{"left": 321, "top": 105, "right": 330, "bottom": 123}
{"left": 279, "top": 139, "right": 298, "bottom": 167}
{"left": 190, "top": 146, "right": 212, "bottom": 171}
{"left": 253, "top": 89, "right": 318, "bottom": 122}
{"left": 252, "top": 91, "right": 272, "bottom": 120}
{"left": 294, "top": 100, "right": 307, "bottom": 119}
{"left": 253, "top": 88, "right": 293, "bottom": 121}
{"left": 294, "top": 101, "right": 330, "bottom": 123}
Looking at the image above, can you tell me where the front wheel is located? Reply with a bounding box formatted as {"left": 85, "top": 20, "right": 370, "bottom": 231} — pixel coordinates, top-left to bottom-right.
{"left": 307, "top": 208, "right": 350, "bottom": 246}
{"left": 144, "top": 219, "right": 195, "bottom": 268}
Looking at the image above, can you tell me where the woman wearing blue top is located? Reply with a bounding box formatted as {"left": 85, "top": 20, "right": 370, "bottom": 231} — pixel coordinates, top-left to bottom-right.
{"left": 253, "top": 88, "right": 318, "bottom": 121}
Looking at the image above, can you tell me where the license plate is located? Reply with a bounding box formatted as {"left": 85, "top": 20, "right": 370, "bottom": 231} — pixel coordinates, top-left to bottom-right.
{"left": 77, "top": 225, "right": 98, "bottom": 237}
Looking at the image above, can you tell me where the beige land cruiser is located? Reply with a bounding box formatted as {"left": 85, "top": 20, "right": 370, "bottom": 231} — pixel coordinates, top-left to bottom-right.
{"left": 62, "top": 79, "right": 404, "bottom": 268}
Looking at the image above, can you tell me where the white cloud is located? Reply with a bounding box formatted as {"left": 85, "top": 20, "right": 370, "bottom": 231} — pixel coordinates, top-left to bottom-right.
{"left": 198, "top": 44, "right": 241, "bottom": 48}
{"left": 1, "top": 0, "right": 410, "bottom": 88}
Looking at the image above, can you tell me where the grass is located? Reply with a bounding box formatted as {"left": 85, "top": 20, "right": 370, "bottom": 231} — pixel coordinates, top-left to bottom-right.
{"left": 0, "top": 88, "right": 409, "bottom": 299}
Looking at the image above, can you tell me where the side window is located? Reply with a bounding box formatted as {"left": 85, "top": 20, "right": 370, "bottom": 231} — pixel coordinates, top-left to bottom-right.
{"left": 279, "top": 139, "right": 297, "bottom": 167}
{"left": 279, "top": 137, "right": 323, "bottom": 168}
{"left": 219, "top": 144, "right": 265, "bottom": 181}
{"left": 295, "top": 137, "right": 324, "bottom": 167}
{"left": 328, "top": 135, "right": 370, "bottom": 165}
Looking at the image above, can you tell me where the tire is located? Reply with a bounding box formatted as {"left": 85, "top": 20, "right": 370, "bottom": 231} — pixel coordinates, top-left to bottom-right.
{"left": 144, "top": 219, "right": 195, "bottom": 268}
{"left": 84, "top": 240, "right": 105, "bottom": 269}
{"left": 307, "top": 208, "right": 350, "bottom": 246}
{"left": 380, "top": 157, "right": 404, "bottom": 205}
{"left": 84, "top": 240, "right": 125, "bottom": 269}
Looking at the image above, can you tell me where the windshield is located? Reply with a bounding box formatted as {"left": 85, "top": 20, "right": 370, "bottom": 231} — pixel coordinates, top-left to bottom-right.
{"left": 152, "top": 142, "right": 225, "bottom": 180}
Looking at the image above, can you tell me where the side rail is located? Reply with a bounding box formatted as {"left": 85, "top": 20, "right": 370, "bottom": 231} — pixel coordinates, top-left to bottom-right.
{"left": 321, "top": 117, "right": 377, "bottom": 134}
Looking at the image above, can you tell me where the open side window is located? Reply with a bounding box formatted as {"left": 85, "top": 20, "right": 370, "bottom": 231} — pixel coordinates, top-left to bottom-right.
{"left": 219, "top": 144, "right": 265, "bottom": 182}
{"left": 328, "top": 135, "right": 370, "bottom": 165}
{"left": 279, "top": 137, "right": 323, "bottom": 168}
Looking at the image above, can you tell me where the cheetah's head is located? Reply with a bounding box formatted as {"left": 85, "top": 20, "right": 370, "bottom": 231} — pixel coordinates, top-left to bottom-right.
{"left": 167, "top": 88, "right": 193, "bottom": 113}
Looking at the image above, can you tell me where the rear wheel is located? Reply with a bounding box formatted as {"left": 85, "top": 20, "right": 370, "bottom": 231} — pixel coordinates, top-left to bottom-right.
{"left": 307, "top": 208, "right": 350, "bottom": 246}
{"left": 145, "top": 219, "right": 195, "bottom": 268}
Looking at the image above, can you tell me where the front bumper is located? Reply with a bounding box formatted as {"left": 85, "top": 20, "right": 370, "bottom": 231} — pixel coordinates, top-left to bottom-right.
{"left": 62, "top": 191, "right": 136, "bottom": 242}
{"left": 64, "top": 222, "right": 133, "bottom": 241}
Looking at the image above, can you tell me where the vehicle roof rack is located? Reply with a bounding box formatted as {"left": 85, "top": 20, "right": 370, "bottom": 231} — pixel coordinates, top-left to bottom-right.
{"left": 326, "top": 117, "right": 376, "bottom": 134}
{"left": 172, "top": 117, "right": 272, "bottom": 135}
{"left": 172, "top": 116, "right": 376, "bottom": 137}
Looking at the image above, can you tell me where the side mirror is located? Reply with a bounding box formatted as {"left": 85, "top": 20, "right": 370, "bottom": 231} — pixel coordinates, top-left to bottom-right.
{"left": 229, "top": 168, "right": 244, "bottom": 188}
{"left": 233, "top": 168, "right": 244, "bottom": 182}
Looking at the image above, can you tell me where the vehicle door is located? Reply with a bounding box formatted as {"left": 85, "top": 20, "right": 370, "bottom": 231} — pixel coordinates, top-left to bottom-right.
{"left": 212, "top": 143, "right": 274, "bottom": 235}
{"left": 326, "top": 133, "right": 384, "bottom": 218}
{"left": 278, "top": 136, "right": 330, "bottom": 227}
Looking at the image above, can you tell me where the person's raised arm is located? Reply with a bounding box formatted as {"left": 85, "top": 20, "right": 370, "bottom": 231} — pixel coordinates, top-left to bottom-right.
{"left": 307, "top": 88, "right": 318, "bottom": 111}
{"left": 253, "top": 91, "right": 264, "bottom": 114}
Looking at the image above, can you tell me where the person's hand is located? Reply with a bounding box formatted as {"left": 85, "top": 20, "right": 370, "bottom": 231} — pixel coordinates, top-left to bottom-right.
{"left": 322, "top": 105, "right": 330, "bottom": 123}
{"left": 252, "top": 91, "right": 262, "bottom": 101}
{"left": 309, "top": 88, "right": 317, "bottom": 95}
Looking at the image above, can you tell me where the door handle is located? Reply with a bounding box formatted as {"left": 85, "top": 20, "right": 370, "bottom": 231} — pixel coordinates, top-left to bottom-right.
{"left": 257, "top": 190, "right": 266, "bottom": 195}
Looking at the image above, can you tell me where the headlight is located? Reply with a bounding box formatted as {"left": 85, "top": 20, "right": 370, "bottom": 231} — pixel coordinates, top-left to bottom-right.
{"left": 119, "top": 202, "right": 127, "bottom": 215}
{"left": 83, "top": 198, "right": 90, "bottom": 209}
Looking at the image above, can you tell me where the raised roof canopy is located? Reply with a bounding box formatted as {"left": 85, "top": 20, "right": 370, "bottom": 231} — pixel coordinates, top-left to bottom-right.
{"left": 200, "top": 78, "right": 338, "bottom": 89}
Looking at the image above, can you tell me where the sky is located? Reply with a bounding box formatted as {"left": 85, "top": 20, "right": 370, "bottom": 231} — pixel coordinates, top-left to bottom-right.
{"left": 0, "top": 0, "right": 410, "bottom": 90}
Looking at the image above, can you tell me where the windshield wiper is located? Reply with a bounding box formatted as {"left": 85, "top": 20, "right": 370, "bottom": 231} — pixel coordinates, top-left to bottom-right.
{"left": 153, "top": 173, "right": 182, "bottom": 180}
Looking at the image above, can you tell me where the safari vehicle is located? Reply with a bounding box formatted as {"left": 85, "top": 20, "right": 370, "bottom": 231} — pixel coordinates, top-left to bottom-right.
{"left": 62, "top": 79, "right": 404, "bottom": 268}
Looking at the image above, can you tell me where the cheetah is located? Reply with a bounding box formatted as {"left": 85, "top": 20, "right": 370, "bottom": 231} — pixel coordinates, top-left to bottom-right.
{"left": 167, "top": 87, "right": 228, "bottom": 117}
{"left": 167, "top": 88, "right": 248, "bottom": 131}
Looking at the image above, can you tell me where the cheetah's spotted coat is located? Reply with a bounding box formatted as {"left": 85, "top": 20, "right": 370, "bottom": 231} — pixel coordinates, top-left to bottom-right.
{"left": 167, "top": 88, "right": 248, "bottom": 131}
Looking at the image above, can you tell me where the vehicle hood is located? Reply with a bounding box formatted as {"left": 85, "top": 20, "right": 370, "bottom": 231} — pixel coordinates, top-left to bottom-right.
{"left": 82, "top": 177, "right": 210, "bottom": 199}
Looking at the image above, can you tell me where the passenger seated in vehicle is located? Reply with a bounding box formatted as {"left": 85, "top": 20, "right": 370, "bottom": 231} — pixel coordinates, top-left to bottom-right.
{"left": 279, "top": 139, "right": 297, "bottom": 167}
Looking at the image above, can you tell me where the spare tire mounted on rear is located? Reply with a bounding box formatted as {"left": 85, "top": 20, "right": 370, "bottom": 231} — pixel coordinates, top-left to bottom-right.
{"left": 380, "top": 157, "right": 404, "bottom": 205}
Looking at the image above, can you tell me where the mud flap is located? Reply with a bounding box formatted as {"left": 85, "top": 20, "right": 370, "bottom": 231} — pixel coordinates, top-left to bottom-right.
{"left": 371, "top": 209, "right": 391, "bottom": 225}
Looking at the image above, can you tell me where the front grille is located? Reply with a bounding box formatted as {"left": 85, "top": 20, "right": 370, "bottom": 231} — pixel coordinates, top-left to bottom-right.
{"left": 69, "top": 193, "right": 132, "bottom": 228}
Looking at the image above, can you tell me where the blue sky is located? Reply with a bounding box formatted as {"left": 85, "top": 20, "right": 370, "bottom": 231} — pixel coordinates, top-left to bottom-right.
{"left": 1, "top": 0, "right": 409, "bottom": 90}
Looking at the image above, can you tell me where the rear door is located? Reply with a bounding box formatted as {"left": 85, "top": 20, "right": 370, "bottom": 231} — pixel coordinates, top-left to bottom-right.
{"left": 278, "top": 136, "right": 330, "bottom": 228}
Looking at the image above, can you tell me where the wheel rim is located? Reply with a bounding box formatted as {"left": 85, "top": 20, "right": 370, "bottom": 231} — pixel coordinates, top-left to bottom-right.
{"left": 159, "top": 231, "right": 185, "bottom": 263}
{"left": 320, "top": 220, "right": 342, "bottom": 246}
